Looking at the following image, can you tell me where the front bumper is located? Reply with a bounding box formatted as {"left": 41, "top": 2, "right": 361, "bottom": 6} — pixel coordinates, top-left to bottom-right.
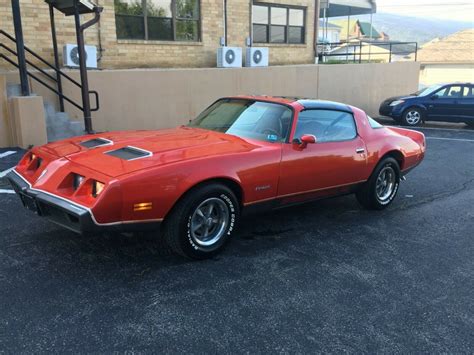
{"left": 7, "top": 170, "right": 161, "bottom": 234}
{"left": 7, "top": 170, "right": 98, "bottom": 233}
{"left": 379, "top": 102, "right": 404, "bottom": 119}
{"left": 379, "top": 104, "right": 393, "bottom": 117}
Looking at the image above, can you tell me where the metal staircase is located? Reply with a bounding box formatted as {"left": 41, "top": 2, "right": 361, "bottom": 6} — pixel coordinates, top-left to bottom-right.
{"left": 6, "top": 82, "right": 86, "bottom": 141}
{"left": 0, "top": 29, "right": 100, "bottom": 142}
{"left": 1, "top": 0, "right": 102, "bottom": 141}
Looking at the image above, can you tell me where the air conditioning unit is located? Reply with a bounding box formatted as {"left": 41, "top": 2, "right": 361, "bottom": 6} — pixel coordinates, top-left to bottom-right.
{"left": 217, "top": 47, "right": 242, "bottom": 68}
{"left": 246, "top": 47, "right": 269, "bottom": 67}
{"left": 63, "top": 44, "right": 97, "bottom": 69}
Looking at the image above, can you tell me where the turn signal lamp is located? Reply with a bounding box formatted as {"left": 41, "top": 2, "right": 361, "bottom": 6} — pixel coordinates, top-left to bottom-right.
{"left": 134, "top": 202, "right": 153, "bottom": 212}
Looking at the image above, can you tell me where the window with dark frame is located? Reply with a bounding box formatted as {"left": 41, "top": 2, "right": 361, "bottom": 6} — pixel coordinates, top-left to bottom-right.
{"left": 252, "top": 3, "right": 305, "bottom": 44}
{"left": 115, "top": 0, "right": 200, "bottom": 42}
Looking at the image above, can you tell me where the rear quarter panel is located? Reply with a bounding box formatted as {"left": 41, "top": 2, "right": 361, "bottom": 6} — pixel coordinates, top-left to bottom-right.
{"left": 352, "top": 107, "right": 424, "bottom": 173}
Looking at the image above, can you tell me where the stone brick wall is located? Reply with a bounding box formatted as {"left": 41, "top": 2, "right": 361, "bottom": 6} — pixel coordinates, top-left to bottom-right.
{"left": 0, "top": 0, "right": 317, "bottom": 70}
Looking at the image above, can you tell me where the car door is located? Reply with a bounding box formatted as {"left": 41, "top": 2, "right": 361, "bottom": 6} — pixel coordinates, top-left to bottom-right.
{"left": 278, "top": 109, "right": 368, "bottom": 205}
{"left": 427, "top": 85, "right": 463, "bottom": 121}
{"left": 460, "top": 85, "right": 474, "bottom": 122}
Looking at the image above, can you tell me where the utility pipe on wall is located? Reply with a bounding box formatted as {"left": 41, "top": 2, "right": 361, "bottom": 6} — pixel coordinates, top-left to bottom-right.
{"left": 314, "top": 0, "right": 320, "bottom": 62}
{"left": 223, "top": 0, "right": 228, "bottom": 46}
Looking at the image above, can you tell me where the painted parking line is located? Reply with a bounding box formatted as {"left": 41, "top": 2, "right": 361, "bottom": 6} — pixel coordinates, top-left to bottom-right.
{"left": 0, "top": 151, "right": 16, "bottom": 159}
{"left": 0, "top": 167, "right": 14, "bottom": 178}
{"left": 0, "top": 189, "right": 15, "bottom": 194}
{"left": 426, "top": 137, "right": 474, "bottom": 142}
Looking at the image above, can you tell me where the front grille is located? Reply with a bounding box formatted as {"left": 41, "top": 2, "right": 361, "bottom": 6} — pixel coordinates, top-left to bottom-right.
{"left": 80, "top": 137, "right": 112, "bottom": 149}
{"left": 105, "top": 146, "right": 152, "bottom": 161}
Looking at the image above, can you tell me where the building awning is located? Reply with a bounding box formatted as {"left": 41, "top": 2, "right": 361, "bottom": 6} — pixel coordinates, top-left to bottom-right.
{"left": 45, "top": 0, "right": 98, "bottom": 16}
{"left": 320, "top": 0, "right": 377, "bottom": 17}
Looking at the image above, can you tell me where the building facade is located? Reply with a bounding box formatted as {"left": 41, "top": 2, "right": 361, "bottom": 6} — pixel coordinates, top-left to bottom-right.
{"left": 0, "top": 0, "right": 317, "bottom": 70}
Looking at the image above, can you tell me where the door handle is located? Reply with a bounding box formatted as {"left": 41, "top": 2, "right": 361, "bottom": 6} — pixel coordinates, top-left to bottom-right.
{"left": 356, "top": 148, "right": 365, "bottom": 154}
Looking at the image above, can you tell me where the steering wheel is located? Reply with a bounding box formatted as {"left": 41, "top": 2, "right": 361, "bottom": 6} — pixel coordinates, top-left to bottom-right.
{"left": 262, "top": 128, "right": 280, "bottom": 138}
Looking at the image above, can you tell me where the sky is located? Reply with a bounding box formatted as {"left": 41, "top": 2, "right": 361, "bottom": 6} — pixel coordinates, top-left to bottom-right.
{"left": 376, "top": 0, "right": 474, "bottom": 22}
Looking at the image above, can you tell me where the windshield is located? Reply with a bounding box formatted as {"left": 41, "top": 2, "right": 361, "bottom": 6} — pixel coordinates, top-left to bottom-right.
{"left": 413, "top": 85, "right": 442, "bottom": 97}
{"left": 188, "top": 99, "right": 293, "bottom": 143}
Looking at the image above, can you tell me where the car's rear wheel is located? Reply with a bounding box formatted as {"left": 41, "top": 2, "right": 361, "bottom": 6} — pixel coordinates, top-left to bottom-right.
{"left": 356, "top": 157, "right": 401, "bottom": 210}
{"left": 163, "top": 183, "right": 240, "bottom": 259}
{"left": 402, "top": 107, "right": 423, "bottom": 126}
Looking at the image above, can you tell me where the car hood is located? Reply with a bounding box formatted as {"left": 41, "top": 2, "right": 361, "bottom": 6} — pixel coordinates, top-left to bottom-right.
{"left": 384, "top": 95, "right": 417, "bottom": 103}
{"left": 40, "top": 127, "right": 261, "bottom": 177}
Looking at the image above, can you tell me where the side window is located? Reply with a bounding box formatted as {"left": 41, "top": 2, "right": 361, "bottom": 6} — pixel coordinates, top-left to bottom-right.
{"left": 367, "top": 115, "right": 383, "bottom": 128}
{"left": 435, "top": 87, "right": 447, "bottom": 97}
{"left": 441, "top": 86, "right": 463, "bottom": 98}
{"left": 294, "top": 109, "right": 357, "bottom": 143}
{"left": 462, "top": 86, "right": 474, "bottom": 98}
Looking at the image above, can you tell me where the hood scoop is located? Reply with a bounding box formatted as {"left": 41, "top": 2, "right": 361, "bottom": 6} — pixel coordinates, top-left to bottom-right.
{"left": 105, "top": 146, "right": 152, "bottom": 161}
{"left": 80, "top": 137, "right": 113, "bottom": 149}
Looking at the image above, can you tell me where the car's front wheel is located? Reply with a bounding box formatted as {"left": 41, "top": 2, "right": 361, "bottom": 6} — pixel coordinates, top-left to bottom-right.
{"left": 356, "top": 157, "right": 401, "bottom": 210}
{"left": 163, "top": 183, "right": 240, "bottom": 259}
{"left": 401, "top": 107, "right": 423, "bottom": 126}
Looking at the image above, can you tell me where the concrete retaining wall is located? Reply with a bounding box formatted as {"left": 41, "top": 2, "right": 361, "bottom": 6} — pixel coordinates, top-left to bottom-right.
{"left": 0, "top": 62, "right": 420, "bottom": 147}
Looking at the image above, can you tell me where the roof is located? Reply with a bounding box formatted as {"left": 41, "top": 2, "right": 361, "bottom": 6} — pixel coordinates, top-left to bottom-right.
{"left": 320, "top": 0, "right": 376, "bottom": 18}
{"left": 329, "top": 19, "right": 381, "bottom": 40}
{"left": 230, "top": 96, "right": 353, "bottom": 112}
{"left": 416, "top": 29, "right": 474, "bottom": 63}
{"left": 358, "top": 21, "right": 380, "bottom": 38}
{"left": 297, "top": 100, "right": 352, "bottom": 112}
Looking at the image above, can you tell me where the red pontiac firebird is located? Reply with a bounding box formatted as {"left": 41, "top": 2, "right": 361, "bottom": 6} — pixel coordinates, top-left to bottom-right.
{"left": 7, "top": 96, "right": 425, "bottom": 259}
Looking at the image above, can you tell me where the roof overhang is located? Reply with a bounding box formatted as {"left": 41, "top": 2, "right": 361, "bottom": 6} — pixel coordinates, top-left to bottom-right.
{"left": 320, "top": 0, "right": 377, "bottom": 17}
{"left": 45, "top": 0, "right": 98, "bottom": 15}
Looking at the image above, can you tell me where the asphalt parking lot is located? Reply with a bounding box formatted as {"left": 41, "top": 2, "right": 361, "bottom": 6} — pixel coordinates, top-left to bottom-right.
{"left": 0, "top": 124, "right": 473, "bottom": 353}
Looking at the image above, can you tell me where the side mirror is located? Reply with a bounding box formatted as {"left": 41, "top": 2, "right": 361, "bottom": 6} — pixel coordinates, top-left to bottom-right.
{"left": 294, "top": 134, "right": 317, "bottom": 149}
{"left": 431, "top": 94, "right": 439, "bottom": 100}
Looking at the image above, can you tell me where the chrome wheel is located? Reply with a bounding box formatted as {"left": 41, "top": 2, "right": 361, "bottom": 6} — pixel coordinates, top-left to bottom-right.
{"left": 190, "top": 197, "right": 229, "bottom": 247}
{"left": 376, "top": 166, "right": 396, "bottom": 202}
{"left": 405, "top": 110, "right": 421, "bottom": 125}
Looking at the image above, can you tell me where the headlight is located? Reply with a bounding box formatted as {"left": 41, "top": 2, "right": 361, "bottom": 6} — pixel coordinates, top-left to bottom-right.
{"left": 73, "top": 174, "right": 85, "bottom": 190}
{"left": 92, "top": 180, "right": 105, "bottom": 197}
{"left": 390, "top": 100, "right": 405, "bottom": 106}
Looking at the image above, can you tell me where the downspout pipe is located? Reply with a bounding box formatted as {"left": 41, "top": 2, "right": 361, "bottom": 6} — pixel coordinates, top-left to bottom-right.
{"left": 313, "top": 0, "right": 320, "bottom": 62}
{"left": 73, "top": 1, "right": 103, "bottom": 134}
{"left": 223, "top": 0, "right": 228, "bottom": 46}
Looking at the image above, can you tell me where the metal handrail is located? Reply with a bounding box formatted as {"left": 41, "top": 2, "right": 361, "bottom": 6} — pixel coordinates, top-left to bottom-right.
{"left": 0, "top": 29, "right": 99, "bottom": 111}
{"left": 0, "top": 53, "right": 84, "bottom": 111}
{"left": 318, "top": 40, "right": 418, "bottom": 64}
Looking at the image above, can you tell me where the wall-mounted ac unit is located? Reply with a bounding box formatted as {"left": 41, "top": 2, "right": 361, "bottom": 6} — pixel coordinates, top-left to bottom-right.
{"left": 63, "top": 44, "right": 97, "bottom": 69}
{"left": 217, "top": 47, "right": 242, "bottom": 68}
{"left": 246, "top": 47, "right": 269, "bottom": 67}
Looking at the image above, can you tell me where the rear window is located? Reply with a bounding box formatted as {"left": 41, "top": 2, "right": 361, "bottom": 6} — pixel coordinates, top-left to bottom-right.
{"left": 368, "top": 116, "right": 383, "bottom": 128}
